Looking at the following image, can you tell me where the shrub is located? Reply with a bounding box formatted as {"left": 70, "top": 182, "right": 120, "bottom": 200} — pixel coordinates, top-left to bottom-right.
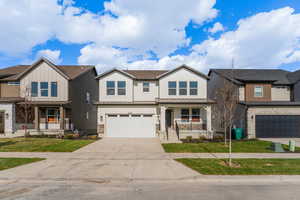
{"left": 87, "top": 135, "right": 98, "bottom": 140}
{"left": 64, "top": 134, "right": 74, "bottom": 139}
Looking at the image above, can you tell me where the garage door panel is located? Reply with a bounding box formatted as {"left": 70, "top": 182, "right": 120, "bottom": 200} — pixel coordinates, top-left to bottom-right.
{"left": 256, "top": 115, "right": 300, "bottom": 138}
{"left": 106, "top": 114, "right": 155, "bottom": 138}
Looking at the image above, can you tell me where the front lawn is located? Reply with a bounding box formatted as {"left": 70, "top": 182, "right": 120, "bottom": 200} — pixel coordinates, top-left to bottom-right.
{"left": 177, "top": 158, "right": 300, "bottom": 175}
{"left": 0, "top": 138, "right": 96, "bottom": 152}
{"left": 0, "top": 158, "right": 45, "bottom": 171}
{"left": 163, "top": 140, "right": 300, "bottom": 153}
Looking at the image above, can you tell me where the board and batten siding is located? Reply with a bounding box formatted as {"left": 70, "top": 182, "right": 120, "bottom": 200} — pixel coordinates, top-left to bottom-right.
{"left": 99, "top": 72, "right": 133, "bottom": 102}
{"left": 133, "top": 81, "right": 158, "bottom": 101}
{"left": 20, "top": 62, "right": 69, "bottom": 101}
{"left": 159, "top": 68, "right": 207, "bottom": 99}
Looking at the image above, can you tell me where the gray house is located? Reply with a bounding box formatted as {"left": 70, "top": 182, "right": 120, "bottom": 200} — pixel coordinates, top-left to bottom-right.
{"left": 0, "top": 58, "right": 98, "bottom": 136}
{"left": 208, "top": 69, "right": 300, "bottom": 138}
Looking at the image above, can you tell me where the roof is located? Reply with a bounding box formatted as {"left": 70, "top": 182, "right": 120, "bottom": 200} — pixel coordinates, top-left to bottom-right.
{"left": 123, "top": 70, "right": 168, "bottom": 80}
{"left": 209, "top": 69, "right": 291, "bottom": 85}
{"left": 0, "top": 58, "right": 96, "bottom": 81}
{"left": 96, "top": 65, "right": 208, "bottom": 80}
{"left": 287, "top": 69, "right": 300, "bottom": 83}
{"left": 239, "top": 101, "right": 300, "bottom": 106}
{"left": 17, "top": 101, "right": 71, "bottom": 105}
{"left": 156, "top": 98, "right": 215, "bottom": 104}
{"left": 0, "top": 97, "right": 24, "bottom": 103}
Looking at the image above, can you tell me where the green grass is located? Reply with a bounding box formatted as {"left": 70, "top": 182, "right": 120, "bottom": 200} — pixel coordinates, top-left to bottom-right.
{"left": 176, "top": 158, "right": 300, "bottom": 175}
{"left": 0, "top": 138, "right": 96, "bottom": 152}
{"left": 163, "top": 140, "right": 300, "bottom": 153}
{"left": 0, "top": 158, "right": 45, "bottom": 171}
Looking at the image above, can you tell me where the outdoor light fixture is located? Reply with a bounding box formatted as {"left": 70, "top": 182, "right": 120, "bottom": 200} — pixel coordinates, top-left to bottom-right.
{"left": 100, "top": 116, "right": 103, "bottom": 122}
{"left": 5, "top": 113, "right": 9, "bottom": 119}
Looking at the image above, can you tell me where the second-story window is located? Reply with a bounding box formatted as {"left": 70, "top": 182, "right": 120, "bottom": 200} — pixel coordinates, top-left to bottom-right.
{"left": 107, "top": 81, "right": 115, "bottom": 95}
{"left": 51, "top": 82, "right": 57, "bottom": 97}
{"left": 254, "top": 86, "right": 263, "bottom": 97}
{"left": 7, "top": 81, "right": 20, "bottom": 86}
{"left": 31, "top": 82, "right": 38, "bottom": 97}
{"left": 118, "top": 81, "right": 126, "bottom": 95}
{"left": 40, "top": 82, "right": 48, "bottom": 97}
{"left": 179, "top": 81, "right": 187, "bottom": 95}
{"left": 168, "top": 81, "right": 176, "bottom": 95}
{"left": 190, "top": 81, "right": 198, "bottom": 95}
{"left": 143, "top": 82, "right": 150, "bottom": 92}
{"left": 86, "top": 92, "right": 90, "bottom": 103}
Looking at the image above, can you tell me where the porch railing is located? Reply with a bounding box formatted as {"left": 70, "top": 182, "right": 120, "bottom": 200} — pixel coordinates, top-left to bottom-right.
{"left": 174, "top": 119, "right": 207, "bottom": 131}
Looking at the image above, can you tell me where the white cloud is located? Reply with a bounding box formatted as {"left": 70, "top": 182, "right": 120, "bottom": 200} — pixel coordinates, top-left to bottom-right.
{"left": 208, "top": 22, "right": 224, "bottom": 34}
{"left": 36, "top": 49, "right": 62, "bottom": 64}
{"left": 192, "top": 7, "right": 300, "bottom": 69}
{"left": 0, "top": 0, "right": 218, "bottom": 60}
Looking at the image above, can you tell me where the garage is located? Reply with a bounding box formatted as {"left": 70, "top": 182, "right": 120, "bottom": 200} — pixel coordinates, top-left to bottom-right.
{"left": 106, "top": 114, "right": 156, "bottom": 138}
{"left": 256, "top": 115, "right": 300, "bottom": 138}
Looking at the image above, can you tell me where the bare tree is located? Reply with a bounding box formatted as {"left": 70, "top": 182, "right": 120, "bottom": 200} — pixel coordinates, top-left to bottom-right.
{"left": 214, "top": 63, "right": 238, "bottom": 166}
{"left": 18, "top": 85, "right": 33, "bottom": 137}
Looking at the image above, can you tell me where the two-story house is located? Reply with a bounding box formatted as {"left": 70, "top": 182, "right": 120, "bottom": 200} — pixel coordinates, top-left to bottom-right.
{"left": 0, "top": 58, "right": 98, "bottom": 136}
{"left": 96, "top": 65, "right": 214, "bottom": 140}
{"left": 208, "top": 69, "right": 300, "bottom": 138}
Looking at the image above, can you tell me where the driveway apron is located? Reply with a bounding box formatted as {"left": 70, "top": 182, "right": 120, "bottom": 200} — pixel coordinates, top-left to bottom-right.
{"left": 0, "top": 138, "right": 199, "bottom": 181}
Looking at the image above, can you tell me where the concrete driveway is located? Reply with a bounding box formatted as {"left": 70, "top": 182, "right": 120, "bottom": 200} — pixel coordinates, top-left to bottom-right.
{"left": 260, "top": 138, "right": 300, "bottom": 147}
{"left": 0, "top": 138, "right": 199, "bottom": 181}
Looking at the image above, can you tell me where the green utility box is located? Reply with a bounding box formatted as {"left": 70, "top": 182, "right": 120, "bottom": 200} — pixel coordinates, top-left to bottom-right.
{"left": 289, "top": 140, "right": 296, "bottom": 152}
{"left": 232, "top": 128, "right": 244, "bottom": 140}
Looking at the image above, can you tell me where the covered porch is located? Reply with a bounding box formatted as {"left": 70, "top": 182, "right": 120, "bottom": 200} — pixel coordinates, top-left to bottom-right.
{"left": 159, "top": 102, "right": 213, "bottom": 140}
{"left": 16, "top": 101, "right": 73, "bottom": 135}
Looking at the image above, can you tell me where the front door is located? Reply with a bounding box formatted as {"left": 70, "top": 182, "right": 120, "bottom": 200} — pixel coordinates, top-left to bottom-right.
{"left": 0, "top": 111, "right": 5, "bottom": 133}
{"left": 166, "top": 109, "right": 173, "bottom": 128}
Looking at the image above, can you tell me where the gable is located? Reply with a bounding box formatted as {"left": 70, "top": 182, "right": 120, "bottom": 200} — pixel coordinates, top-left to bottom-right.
{"left": 160, "top": 67, "right": 208, "bottom": 82}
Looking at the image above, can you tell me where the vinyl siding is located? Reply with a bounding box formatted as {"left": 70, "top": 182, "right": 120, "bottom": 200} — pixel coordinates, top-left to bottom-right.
{"left": 133, "top": 80, "right": 158, "bottom": 101}
{"left": 271, "top": 86, "right": 291, "bottom": 101}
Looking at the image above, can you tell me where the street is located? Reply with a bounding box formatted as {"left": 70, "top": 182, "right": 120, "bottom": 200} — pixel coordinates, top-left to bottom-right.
{"left": 0, "top": 179, "right": 299, "bottom": 200}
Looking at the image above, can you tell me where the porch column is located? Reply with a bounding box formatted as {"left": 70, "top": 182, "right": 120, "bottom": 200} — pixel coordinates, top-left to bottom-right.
{"left": 34, "top": 106, "right": 39, "bottom": 130}
{"left": 59, "top": 106, "right": 65, "bottom": 130}
{"left": 206, "top": 105, "right": 212, "bottom": 132}
{"left": 160, "top": 106, "right": 166, "bottom": 132}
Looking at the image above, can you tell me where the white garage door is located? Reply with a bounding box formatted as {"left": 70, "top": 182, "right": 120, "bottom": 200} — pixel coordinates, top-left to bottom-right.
{"left": 106, "top": 114, "right": 155, "bottom": 138}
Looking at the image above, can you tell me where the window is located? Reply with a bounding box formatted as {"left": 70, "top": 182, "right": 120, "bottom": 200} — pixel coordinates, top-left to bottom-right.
{"left": 51, "top": 82, "right": 57, "bottom": 97}
{"left": 106, "top": 81, "right": 115, "bottom": 95}
{"left": 168, "top": 81, "right": 176, "bottom": 95}
{"left": 47, "top": 108, "right": 59, "bottom": 123}
{"left": 86, "top": 92, "right": 90, "bottom": 104}
{"left": 7, "top": 81, "right": 20, "bottom": 86}
{"left": 254, "top": 86, "right": 263, "bottom": 97}
{"left": 181, "top": 109, "right": 190, "bottom": 122}
{"left": 118, "top": 81, "right": 126, "bottom": 95}
{"left": 190, "top": 81, "right": 198, "bottom": 95}
{"left": 192, "top": 109, "right": 200, "bottom": 122}
{"left": 179, "top": 81, "right": 187, "bottom": 95}
{"left": 40, "top": 82, "right": 48, "bottom": 97}
{"left": 31, "top": 82, "right": 38, "bottom": 97}
{"left": 143, "top": 82, "right": 150, "bottom": 92}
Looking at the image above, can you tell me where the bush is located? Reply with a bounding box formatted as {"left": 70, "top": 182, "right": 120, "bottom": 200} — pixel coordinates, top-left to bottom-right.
{"left": 87, "top": 135, "right": 98, "bottom": 140}
{"left": 64, "top": 134, "right": 74, "bottom": 139}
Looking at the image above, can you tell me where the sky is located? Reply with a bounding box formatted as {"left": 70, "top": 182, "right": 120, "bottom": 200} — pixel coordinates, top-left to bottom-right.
{"left": 1, "top": 0, "right": 300, "bottom": 73}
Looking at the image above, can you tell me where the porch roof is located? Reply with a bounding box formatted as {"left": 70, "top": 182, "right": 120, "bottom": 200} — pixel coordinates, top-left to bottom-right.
{"left": 156, "top": 98, "right": 215, "bottom": 104}
{"left": 95, "top": 101, "right": 157, "bottom": 105}
{"left": 17, "top": 101, "right": 71, "bottom": 106}
{"left": 239, "top": 101, "right": 300, "bottom": 106}
{"left": 0, "top": 97, "right": 24, "bottom": 103}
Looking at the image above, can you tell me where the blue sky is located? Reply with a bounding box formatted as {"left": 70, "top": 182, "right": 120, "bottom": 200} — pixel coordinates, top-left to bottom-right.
{"left": 1, "top": 0, "right": 300, "bottom": 72}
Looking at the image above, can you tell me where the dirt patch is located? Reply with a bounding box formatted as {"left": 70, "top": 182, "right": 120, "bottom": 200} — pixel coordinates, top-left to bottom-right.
{"left": 219, "top": 160, "right": 241, "bottom": 168}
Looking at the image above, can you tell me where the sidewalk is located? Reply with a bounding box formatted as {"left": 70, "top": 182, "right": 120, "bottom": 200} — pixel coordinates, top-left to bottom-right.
{"left": 169, "top": 153, "right": 300, "bottom": 159}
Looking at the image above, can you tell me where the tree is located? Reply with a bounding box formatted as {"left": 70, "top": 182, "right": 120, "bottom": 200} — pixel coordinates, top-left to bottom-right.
{"left": 18, "top": 85, "right": 33, "bottom": 137}
{"left": 214, "top": 67, "right": 238, "bottom": 166}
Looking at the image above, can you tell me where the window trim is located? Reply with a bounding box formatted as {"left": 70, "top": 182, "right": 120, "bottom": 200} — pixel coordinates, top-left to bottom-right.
{"left": 40, "top": 82, "right": 49, "bottom": 97}
{"left": 106, "top": 81, "right": 115, "bottom": 96}
{"left": 117, "top": 81, "right": 126, "bottom": 95}
{"left": 7, "top": 81, "right": 20, "bottom": 86}
{"left": 189, "top": 81, "right": 198, "bottom": 96}
{"left": 46, "top": 108, "right": 60, "bottom": 123}
{"left": 51, "top": 82, "right": 58, "bottom": 97}
{"left": 168, "top": 81, "right": 177, "bottom": 96}
{"left": 181, "top": 108, "right": 190, "bottom": 122}
{"left": 31, "top": 82, "right": 38, "bottom": 97}
{"left": 143, "top": 82, "right": 150, "bottom": 92}
{"left": 254, "top": 86, "right": 264, "bottom": 97}
{"left": 179, "top": 81, "right": 187, "bottom": 96}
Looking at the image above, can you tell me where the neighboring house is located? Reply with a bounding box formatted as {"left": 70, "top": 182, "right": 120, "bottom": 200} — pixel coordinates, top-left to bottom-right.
{"left": 96, "top": 65, "right": 214, "bottom": 140}
{"left": 0, "top": 58, "right": 98, "bottom": 136}
{"left": 208, "top": 69, "right": 300, "bottom": 138}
